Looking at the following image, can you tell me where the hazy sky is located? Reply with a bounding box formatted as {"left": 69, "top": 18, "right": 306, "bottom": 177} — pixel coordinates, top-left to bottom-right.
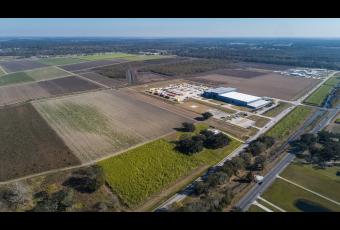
{"left": 1, "top": 18, "right": 340, "bottom": 38}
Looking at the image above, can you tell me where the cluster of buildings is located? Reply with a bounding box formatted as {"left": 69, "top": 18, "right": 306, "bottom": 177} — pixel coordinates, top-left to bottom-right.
{"left": 146, "top": 83, "right": 209, "bottom": 102}
{"left": 202, "top": 87, "right": 271, "bottom": 110}
{"left": 146, "top": 83, "right": 271, "bottom": 110}
{"left": 276, "top": 68, "right": 328, "bottom": 79}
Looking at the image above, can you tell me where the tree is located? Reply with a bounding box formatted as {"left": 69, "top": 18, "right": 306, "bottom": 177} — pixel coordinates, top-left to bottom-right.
{"left": 254, "top": 155, "right": 267, "bottom": 171}
{"left": 176, "top": 138, "right": 203, "bottom": 155}
{"left": 203, "top": 133, "right": 230, "bottom": 149}
{"left": 182, "top": 122, "right": 195, "bottom": 132}
{"left": 63, "top": 165, "right": 105, "bottom": 193}
{"left": 201, "top": 112, "right": 213, "bottom": 120}
{"left": 239, "top": 152, "right": 253, "bottom": 168}
{"left": 247, "top": 141, "right": 266, "bottom": 156}
{"left": 221, "top": 160, "right": 238, "bottom": 176}
{"left": 195, "top": 181, "right": 210, "bottom": 195}
{"left": 231, "top": 156, "right": 246, "bottom": 172}
{"left": 244, "top": 171, "right": 255, "bottom": 183}
{"left": 300, "top": 133, "right": 317, "bottom": 145}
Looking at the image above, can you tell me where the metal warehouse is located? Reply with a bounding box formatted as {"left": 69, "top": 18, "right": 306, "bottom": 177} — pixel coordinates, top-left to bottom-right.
{"left": 203, "top": 87, "right": 270, "bottom": 109}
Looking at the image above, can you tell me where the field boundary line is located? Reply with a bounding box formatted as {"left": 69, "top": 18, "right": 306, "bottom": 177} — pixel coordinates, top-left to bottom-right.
{"left": 258, "top": 196, "right": 286, "bottom": 212}
{"left": 277, "top": 176, "right": 340, "bottom": 206}
{"left": 253, "top": 201, "right": 273, "bottom": 212}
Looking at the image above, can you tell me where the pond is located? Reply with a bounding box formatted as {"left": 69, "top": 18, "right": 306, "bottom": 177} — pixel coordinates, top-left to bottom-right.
{"left": 294, "top": 199, "right": 332, "bottom": 212}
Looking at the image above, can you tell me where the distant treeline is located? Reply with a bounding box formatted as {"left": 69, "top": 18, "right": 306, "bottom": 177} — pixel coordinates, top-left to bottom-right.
{"left": 2, "top": 37, "right": 340, "bottom": 69}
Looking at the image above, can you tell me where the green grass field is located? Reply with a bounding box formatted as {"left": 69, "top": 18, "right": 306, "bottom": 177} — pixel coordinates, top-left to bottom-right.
{"left": 37, "top": 57, "right": 86, "bottom": 66}
{"left": 25, "top": 66, "right": 71, "bottom": 81}
{"left": 280, "top": 163, "right": 340, "bottom": 203}
{"left": 98, "top": 131, "right": 241, "bottom": 207}
{"left": 0, "top": 72, "right": 34, "bottom": 86}
{"left": 324, "top": 75, "right": 340, "bottom": 87}
{"left": 266, "top": 106, "right": 313, "bottom": 139}
{"left": 263, "top": 102, "right": 292, "bottom": 117}
{"left": 262, "top": 179, "right": 340, "bottom": 212}
{"left": 79, "top": 52, "right": 168, "bottom": 61}
{"left": 335, "top": 118, "right": 340, "bottom": 123}
{"left": 304, "top": 85, "right": 333, "bottom": 106}
{"left": 247, "top": 205, "right": 266, "bottom": 212}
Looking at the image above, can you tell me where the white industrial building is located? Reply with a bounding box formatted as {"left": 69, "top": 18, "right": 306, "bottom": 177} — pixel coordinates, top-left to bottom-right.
{"left": 203, "top": 87, "right": 271, "bottom": 110}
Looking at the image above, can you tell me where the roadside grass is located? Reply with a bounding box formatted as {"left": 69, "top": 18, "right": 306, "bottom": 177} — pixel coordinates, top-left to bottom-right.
{"left": 324, "top": 75, "right": 340, "bottom": 87}
{"left": 79, "top": 52, "right": 168, "bottom": 61}
{"left": 0, "top": 67, "right": 5, "bottom": 76}
{"left": 261, "top": 179, "right": 340, "bottom": 212}
{"left": 25, "top": 66, "right": 71, "bottom": 81}
{"left": 263, "top": 102, "right": 292, "bottom": 117}
{"left": 335, "top": 118, "right": 340, "bottom": 123}
{"left": 247, "top": 205, "right": 267, "bottom": 212}
{"left": 98, "top": 128, "right": 241, "bottom": 208}
{"left": 248, "top": 115, "right": 270, "bottom": 127}
{"left": 37, "top": 57, "right": 86, "bottom": 66}
{"left": 266, "top": 106, "right": 313, "bottom": 140}
{"left": 280, "top": 162, "right": 340, "bottom": 202}
{"left": 304, "top": 85, "right": 333, "bottom": 106}
{"left": 0, "top": 72, "right": 34, "bottom": 86}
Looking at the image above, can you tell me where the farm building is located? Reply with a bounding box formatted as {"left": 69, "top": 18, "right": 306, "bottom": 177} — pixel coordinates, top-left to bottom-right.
{"left": 203, "top": 87, "right": 270, "bottom": 109}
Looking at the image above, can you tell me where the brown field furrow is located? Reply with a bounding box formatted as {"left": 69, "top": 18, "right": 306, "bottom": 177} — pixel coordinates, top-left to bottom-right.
{"left": 191, "top": 73, "right": 320, "bottom": 100}
{"left": 33, "top": 89, "right": 192, "bottom": 163}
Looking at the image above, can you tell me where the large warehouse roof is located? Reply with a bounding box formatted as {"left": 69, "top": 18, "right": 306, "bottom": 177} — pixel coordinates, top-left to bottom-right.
{"left": 220, "top": 91, "right": 260, "bottom": 103}
{"left": 205, "top": 87, "right": 236, "bottom": 94}
{"left": 248, "top": 99, "right": 270, "bottom": 108}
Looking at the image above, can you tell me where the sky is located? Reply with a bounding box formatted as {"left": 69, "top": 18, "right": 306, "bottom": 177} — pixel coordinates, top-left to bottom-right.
{"left": 1, "top": 18, "right": 340, "bottom": 38}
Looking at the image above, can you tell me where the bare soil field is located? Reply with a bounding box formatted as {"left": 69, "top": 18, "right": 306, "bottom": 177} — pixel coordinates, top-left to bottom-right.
{"left": 60, "top": 59, "right": 127, "bottom": 72}
{"left": 0, "top": 76, "right": 102, "bottom": 106}
{"left": 236, "top": 62, "right": 292, "bottom": 71}
{"left": 192, "top": 73, "right": 320, "bottom": 100}
{"left": 206, "top": 69, "right": 265, "bottom": 78}
{"left": 33, "top": 90, "right": 192, "bottom": 163}
{"left": 79, "top": 72, "right": 128, "bottom": 88}
{"left": 0, "top": 60, "right": 48, "bottom": 73}
{"left": 0, "top": 104, "right": 81, "bottom": 181}
{"left": 178, "top": 101, "right": 212, "bottom": 114}
{"left": 136, "top": 72, "right": 168, "bottom": 84}
{"left": 37, "top": 76, "right": 102, "bottom": 95}
{"left": 0, "top": 83, "right": 51, "bottom": 105}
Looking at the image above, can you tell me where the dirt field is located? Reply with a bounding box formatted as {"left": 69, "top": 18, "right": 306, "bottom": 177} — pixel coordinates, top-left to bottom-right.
{"left": 79, "top": 72, "right": 128, "bottom": 88}
{"left": 206, "top": 69, "right": 265, "bottom": 78}
{"left": 192, "top": 73, "right": 320, "bottom": 100}
{"left": 178, "top": 101, "right": 212, "bottom": 114}
{"left": 33, "top": 90, "right": 192, "bottom": 163}
{"left": 37, "top": 76, "right": 102, "bottom": 95}
{"left": 0, "top": 76, "right": 102, "bottom": 106}
{"left": 60, "top": 59, "right": 127, "bottom": 72}
{"left": 0, "top": 60, "right": 48, "bottom": 73}
{"left": 0, "top": 104, "right": 81, "bottom": 181}
{"left": 135, "top": 72, "right": 168, "bottom": 84}
{"left": 0, "top": 83, "right": 51, "bottom": 105}
{"left": 25, "top": 66, "right": 71, "bottom": 81}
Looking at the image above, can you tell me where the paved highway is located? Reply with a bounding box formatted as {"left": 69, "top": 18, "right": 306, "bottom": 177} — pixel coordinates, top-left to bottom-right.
{"left": 236, "top": 107, "right": 338, "bottom": 211}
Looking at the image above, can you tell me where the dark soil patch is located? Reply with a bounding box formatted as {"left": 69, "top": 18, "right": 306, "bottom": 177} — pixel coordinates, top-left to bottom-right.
{"left": 0, "top": 104, "right": 81, "bottom": 181}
